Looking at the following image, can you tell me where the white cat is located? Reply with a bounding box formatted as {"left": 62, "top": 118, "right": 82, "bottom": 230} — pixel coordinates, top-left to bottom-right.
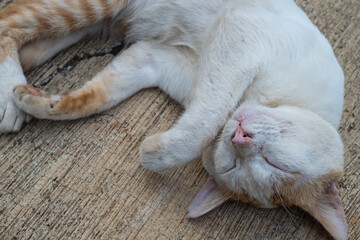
{"left": 0, "top": 0, "right": 346, "bottom": 239}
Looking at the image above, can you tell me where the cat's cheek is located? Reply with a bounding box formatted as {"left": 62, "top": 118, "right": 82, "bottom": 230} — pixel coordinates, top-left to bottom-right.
{"left": 202, "top": 145, "right": 216, "bottom": 176}
{"left": 213, "top": 143, "right": 237, "bottom": 175}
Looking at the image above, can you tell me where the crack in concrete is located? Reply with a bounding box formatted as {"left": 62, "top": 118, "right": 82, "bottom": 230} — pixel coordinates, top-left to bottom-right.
{"left": 37, "top": 44, "right": 124, "bottom": 88}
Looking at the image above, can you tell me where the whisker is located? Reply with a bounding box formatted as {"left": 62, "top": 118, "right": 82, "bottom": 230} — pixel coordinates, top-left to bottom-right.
{"left": 274, "top": 184, "right": 298, "bottom": 222}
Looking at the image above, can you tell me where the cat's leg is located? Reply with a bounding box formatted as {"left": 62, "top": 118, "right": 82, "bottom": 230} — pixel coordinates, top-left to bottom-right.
{"left": 19, "top": 23, "right": 104, "bottom": 72}
{"left": 0, "top": 0, "right": 129, "bottom": 132}
{"left": 140, "top": 10, "right": 265, "bottom": 173}
{"left": 12, "top": 41, "right": 195, "bottom": 120}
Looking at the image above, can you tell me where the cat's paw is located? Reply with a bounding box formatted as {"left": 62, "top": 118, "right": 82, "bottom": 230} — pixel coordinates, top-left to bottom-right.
{"left": 13, "top": 84, "right": 58, "bottom": 119}
{"left": 0, "top": 93, "right": 30, "bottom": 133}
{"left": 140, "top": 133, "right": 183, "bottom": 174}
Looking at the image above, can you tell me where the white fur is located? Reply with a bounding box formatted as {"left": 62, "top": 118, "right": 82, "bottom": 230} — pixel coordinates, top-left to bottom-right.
{"left": 120, "top": 0, "right": 344, "bottom": 173}
{"left": 0, "top": 0, "right": 346, "bottom": 238}
{"left": 0, "top": 57, "right": 30, "bottom": 132}
{"left": 210, "top": 103, "right": 344, "bottom": 206}
{"left": 1, "top": 0, "right": 344, "bottom": 174}
{"left": 0, "top": 0, "right": 345, "bottom": 180}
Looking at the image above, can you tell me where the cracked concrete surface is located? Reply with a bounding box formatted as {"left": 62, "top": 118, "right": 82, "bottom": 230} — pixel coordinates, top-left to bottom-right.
{"left": 0, "top": 0, "right": 359, "bottom": 239}
{"left": 34, "top": 43, "right": 124, "bottom": 88}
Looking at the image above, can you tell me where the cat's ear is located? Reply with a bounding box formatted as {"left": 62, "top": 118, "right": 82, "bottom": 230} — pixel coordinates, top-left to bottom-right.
{"left": 187, "top": 177, "right": 230, "bottom": 218}
{"left": 299, "top": 182, "right": 347, "bottom": 240}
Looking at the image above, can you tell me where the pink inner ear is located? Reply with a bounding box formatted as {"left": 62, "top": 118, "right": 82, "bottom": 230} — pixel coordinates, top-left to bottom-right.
{"left": 188, "top": 177, "right": 230, "bottom": 218}
{"left": 301, "top": 182, "right": 348, "bottom": 240}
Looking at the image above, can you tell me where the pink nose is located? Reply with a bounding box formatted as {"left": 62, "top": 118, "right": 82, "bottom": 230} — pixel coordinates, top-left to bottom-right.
{"left": 232, "top": 124, "right": 252, "bottom": 143}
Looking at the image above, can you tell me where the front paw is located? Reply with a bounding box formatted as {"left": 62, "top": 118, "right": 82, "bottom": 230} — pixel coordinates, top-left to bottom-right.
{"left": 13, "top": 84, "right": 55, "bottom": 119}
{"left": 140, "top": 133, "right": 181, "bottom": 174}
{"left": 0, "top": 97, "right": 30, "bottom": 133}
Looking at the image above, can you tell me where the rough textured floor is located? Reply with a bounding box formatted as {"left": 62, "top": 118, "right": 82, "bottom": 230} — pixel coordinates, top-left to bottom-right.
{"left": 0, "top": 0, "right": 359, "bottom": 239}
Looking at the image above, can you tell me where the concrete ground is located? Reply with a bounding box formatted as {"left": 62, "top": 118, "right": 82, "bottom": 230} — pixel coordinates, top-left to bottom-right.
{"left": 0, "top": 0, "right": 359, "bottom": 239}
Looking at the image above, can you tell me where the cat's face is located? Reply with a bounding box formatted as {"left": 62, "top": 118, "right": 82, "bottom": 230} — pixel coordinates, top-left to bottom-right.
{"left": 213, "top": 103, "right": 344, "bottom": 206}
{"left": 188, "top": 103, "right": 347, "bottom": 240}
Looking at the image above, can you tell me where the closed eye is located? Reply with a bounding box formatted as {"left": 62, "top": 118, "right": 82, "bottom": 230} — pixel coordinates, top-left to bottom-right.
{"left": 259, "top": 151, "right": 297, "bottom": 174}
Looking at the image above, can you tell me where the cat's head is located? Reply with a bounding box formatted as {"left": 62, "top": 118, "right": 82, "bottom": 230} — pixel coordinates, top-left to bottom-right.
{"left": 188, "top": 103, "right": 347, "bottom": 240}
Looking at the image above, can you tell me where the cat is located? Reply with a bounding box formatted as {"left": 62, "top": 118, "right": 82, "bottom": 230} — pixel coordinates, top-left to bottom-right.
{"left": 0, "top": 0, "right": 347, "bottom": 239}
